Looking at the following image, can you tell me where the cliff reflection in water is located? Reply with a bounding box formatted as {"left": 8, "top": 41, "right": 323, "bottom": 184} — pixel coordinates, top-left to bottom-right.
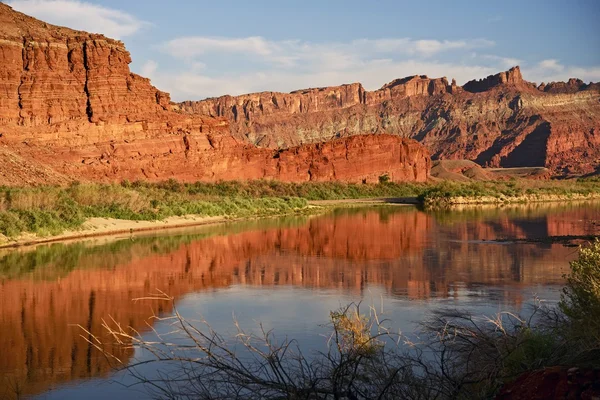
{"left": 0, "top": 202, "right": 598, "bottom": 399}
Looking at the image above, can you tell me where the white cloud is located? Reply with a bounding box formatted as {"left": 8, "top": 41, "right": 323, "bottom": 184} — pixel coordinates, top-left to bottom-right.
{"left": 7, "top": 0, "right": 147, "bottom": 38}
{"left": 162, "top": 36, "right": 274, "bottom": 59}
{"left": 152, "top": 35, "right": 499, "bottom": 99}
{"left": 162, "top": 36, "right": 495, "bottom": 66}
{"left": 538, "top": 59, "right": 565, "bottom": 72}
{"left": 412, "top": 39, "right": 494, "bottom": 56}
{"left": 480, "top": 54, "right": 521, "bottom": 68}
{"left": 145, "top": 35, "right": 599, "bottom": 101}
{"left": 524, "top": 60, "right": 600, "bottom": 84}
{"left": 140, "top": 60, "right": 158, "bottom": 77}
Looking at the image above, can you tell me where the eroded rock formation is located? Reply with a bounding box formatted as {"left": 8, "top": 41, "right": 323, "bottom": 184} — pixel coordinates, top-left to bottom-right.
{"left": 0, "top": 3, "right": 429, "bottom": 184}
{"left": 2, "top": 3, "right": 598, "bottom": 180}
{"left": 181, "top": 67, "right": 600, "bottom": 176}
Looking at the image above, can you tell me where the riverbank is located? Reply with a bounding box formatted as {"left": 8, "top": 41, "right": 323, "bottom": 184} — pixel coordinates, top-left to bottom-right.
{"left": 0, "top": 199, "right": 417, "bottom": 249}
{"left": 0, "top": 215, "right": 229, "bottom": 248}
{"left": 418, "top": 178, "right": 600, "bottom": 206}
{"left": 0, "top": 178, "right": 599, "bottom": 247}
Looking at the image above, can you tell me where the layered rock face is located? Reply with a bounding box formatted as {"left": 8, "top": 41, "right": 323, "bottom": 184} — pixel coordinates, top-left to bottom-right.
{"left": 66, "top": 133, "right": 429, "bottom": 183}
{"left": 0, "top": 4, "right": 428, "bottom": 184}
{"left": 272, "top": 134, "right": 430, "bottom": 182}
{"left": 2, "top": 3, "right": 597, "bottom": 180}
{"left": 181, "top": 67, "right": 600, "bottom": 176}
{"left": 0, "top": 4, "right": 182, "bottom": 129}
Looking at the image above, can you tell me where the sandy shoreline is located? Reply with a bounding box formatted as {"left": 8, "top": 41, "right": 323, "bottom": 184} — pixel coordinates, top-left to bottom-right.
{"left": 0, "top": 198, "right": 419, "bottom": 250}
{"left": 0, "top": 215, "right": 230, "bottom": 249}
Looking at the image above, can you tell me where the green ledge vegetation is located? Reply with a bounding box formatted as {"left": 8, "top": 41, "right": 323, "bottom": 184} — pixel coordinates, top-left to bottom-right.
{"left": 0, "top": 177, "right": 599, "bottom": 238}
{"left": 418, "top": 177, "right": 600, "bottom": 206}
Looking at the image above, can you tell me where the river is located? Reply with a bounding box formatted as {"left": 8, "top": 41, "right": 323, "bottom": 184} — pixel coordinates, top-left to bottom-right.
{"left": 1, "top": 202, "right": 599, "bottom": 399}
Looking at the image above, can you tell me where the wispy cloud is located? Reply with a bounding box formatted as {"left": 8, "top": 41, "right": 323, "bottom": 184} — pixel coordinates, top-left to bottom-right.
{"left": 140, "top": 60, "right": 158, "bottom": 77}
{"left": 149, "top": 35, "right": 501, "bottom": 99}
{"left": 480, "top": 54, "right": 522, "bottom": 68}
{"left": 144, "top": 35, "right": 600, "bottom": 100}
{"left": 538, "top": 59, "right": 565, "bottom": 72}
{"left": 7, "top": 0, "right": 148, "bottom": 38}
{"left": 162, "top": 36, "right": 495, "bottom": 64}
{"left": 163, "top": 36, "right": 274, "bottom": 59}
{"left": 523, "top": 60, "right": 600, "bottom": 84}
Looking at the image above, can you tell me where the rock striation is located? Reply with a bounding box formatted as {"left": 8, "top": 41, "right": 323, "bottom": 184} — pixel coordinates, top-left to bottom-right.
{"left": 181, "top": 67, "right": 600, "bottom": 176}
{"left": 0, "top": 3, "right": 429, "bottom": 184}
{"left": 2, "top": 3, "right": 598, "bottom": 180}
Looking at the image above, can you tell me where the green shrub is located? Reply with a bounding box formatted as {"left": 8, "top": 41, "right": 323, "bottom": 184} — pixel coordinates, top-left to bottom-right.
{"left": 560, "top": 239, "right": 600, "bottom": 339}
{"left": 378, "top": 174, "right": 390, "bottom": 184}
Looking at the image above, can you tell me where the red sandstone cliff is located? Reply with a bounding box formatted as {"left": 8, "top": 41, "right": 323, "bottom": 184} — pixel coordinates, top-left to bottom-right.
{"left": 180, "top": 66, "right": 600, "bottom": 176}
{"left": 2, "top": 2, "right": 597, "bottom": 181}
{"left": 0, "top": 4, "right": 429, "bottom": 184}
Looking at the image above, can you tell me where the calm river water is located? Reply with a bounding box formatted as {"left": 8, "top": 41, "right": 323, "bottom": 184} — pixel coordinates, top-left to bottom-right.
{"left": 1, "top": 202, "right": 599, "bottom": 399}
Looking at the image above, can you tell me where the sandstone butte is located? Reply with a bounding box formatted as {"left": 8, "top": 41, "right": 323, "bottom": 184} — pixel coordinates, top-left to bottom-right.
{"left": 180, "top": 66, "right": 600, "bottom": 177}
{"left": 0, "top": 3, "right": 429, "bottom": 185}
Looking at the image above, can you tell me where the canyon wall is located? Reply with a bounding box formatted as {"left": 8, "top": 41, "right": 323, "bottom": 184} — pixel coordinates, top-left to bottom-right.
{"left": 0, "top": 4, "right": 428, "bottom": 184}
{"left": 1, "top": 3, "right": 598, "bottom": 181}
{"left": 181, "top": 67, "right": 600, "bottom": 176}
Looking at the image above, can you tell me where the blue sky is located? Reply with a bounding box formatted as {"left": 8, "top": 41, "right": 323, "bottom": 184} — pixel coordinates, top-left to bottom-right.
{"left": 5, "top": 0, "right": 600, "bottom": 101}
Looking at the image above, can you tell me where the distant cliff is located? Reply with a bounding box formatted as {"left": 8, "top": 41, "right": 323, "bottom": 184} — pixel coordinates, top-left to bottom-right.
{"left": 180, "top": 66, "right": 600, "bottom": 176}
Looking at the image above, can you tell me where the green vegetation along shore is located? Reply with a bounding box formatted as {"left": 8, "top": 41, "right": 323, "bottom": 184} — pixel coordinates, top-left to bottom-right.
{"left": 1, "top": 178, "right": 600, "bottom": 240}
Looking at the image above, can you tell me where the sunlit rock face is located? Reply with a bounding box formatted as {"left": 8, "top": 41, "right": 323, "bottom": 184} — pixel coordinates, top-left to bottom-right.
{"left": 2, "top": 1, "right": 597, "bottom": 182}
{"left": 0, "top": 3, "right": 429, "bottom": 185}
{"left": 181, "top": 66, "right": 600, "bottom": 176}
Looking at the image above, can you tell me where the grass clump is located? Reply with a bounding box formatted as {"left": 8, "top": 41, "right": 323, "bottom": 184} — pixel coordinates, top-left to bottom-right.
{"left": 419, "top": 179, "right": 600, "bottom": 206}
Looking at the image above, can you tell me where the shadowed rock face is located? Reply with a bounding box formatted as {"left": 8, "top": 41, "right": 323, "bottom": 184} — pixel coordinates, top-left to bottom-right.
{"left": 1, "top": 203, "right": 596, "bottom": 399}
{"left": 495, "top": 366, "right": 600, "bottom": 399}
{"left": 0, "top": 3, "right": 429, "bottom": 185}
{"left": 180, "top": 66, "right": 600, "bottom": 176}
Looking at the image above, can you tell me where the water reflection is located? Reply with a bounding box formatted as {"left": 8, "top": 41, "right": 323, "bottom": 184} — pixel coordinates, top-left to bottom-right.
{"left": 0, "top": 202, "right": 598, "bottom": 399}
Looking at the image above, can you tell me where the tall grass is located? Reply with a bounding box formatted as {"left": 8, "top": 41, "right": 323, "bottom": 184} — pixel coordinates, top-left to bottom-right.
{"left": 1, "top": 177, "right": 600, "bottom": 238}
{"left": 419, "top": 178, "right": 600, "bottom": 206}
{"left": 0, "top": 182, "right": 313, "bottom": 238}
